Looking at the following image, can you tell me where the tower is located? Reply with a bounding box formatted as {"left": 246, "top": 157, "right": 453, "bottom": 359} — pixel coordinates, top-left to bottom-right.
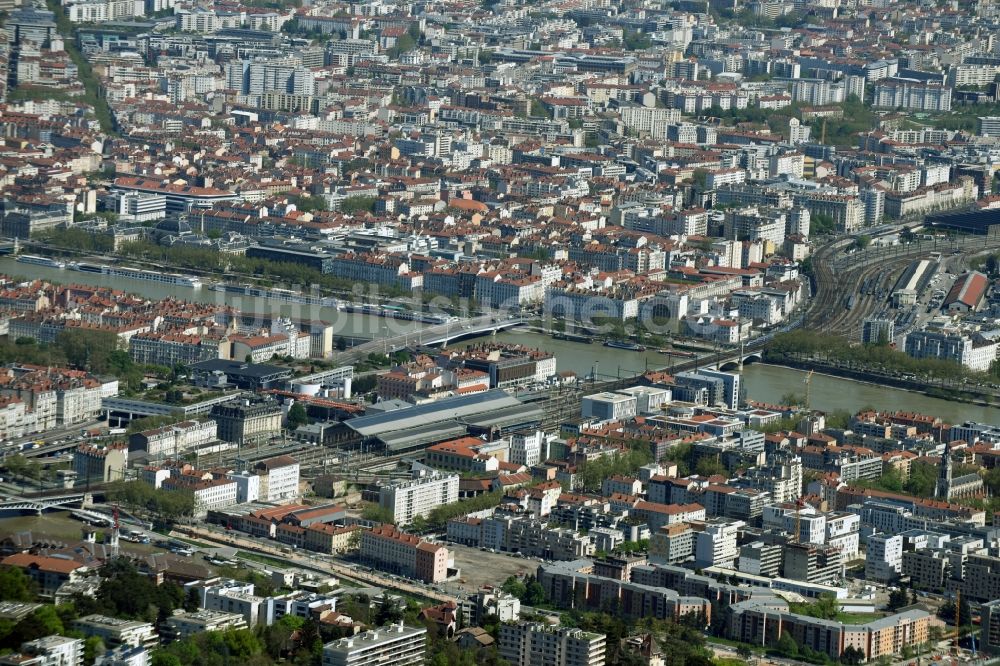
{"left": 936, "top": 442, "right": 953, "bottom": 500}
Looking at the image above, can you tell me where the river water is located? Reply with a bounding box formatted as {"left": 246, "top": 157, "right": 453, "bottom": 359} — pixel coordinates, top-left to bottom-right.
{"left": 475, "top": 329, "right": 1000, "bottom": 425}
{"left": 0, "top": 257, "right": 428, "bottom": 340}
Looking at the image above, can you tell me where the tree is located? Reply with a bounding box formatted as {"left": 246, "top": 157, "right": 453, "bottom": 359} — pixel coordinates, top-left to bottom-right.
{"left": 523, "top": 578, "right": 546, "bottom": 606}
{"left": 501, "top": 576, "right": 527, "bottom": 600}
{"left": 939, "top": 596, "right": 972, "bottom": 628}
{"left": 11, "top": 606, "right": 64, "bottom": 644}
{"left": 222, "top": 628, "right": 263, "bottom": 658}
{"left": 887, "top": 587, "right": 909, "bottom": 611}
{"left": 736, "top": 644, "right": 754, "bottom": 662}
{"left": 83, "top": 636, "right": 105, "bottom": 665}
{"left": 530, "top": 98, "right": 550, "bottom": 118}
{"left": 183, "top": 589, "right": 201, "bottom": 613}
{"left": 361, "top": 503, "right": 395, "bottom": 524}
{"left": 339, "top": 197, "right": 377, "bottom": 214}
{"left": 775, "top": 632, "right": 799, "bottom": 657}
{"left": 286, "top": 402, "right": 309, "bottom": 429}
{"left": 842, "top": 646, "right": 865, "bottom": 665}
{"left": 291, "top": 194, "right": 327, "bottom": 212}
{"left": 56, "top": 328, "right": 120, "bottom": 374}
{"left": 374, "top": 592, "right": 403, "bottom": 625}
{"left": 0, "top": 566, "right": 36, "bottom": 601}
{"left": 695, "top": 456, "right": 726, "bottom": 477}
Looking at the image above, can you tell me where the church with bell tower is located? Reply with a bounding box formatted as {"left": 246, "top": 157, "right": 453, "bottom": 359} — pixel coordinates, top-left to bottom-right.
{"left": 934, "top": 442, "right": 953, "bottom": 500}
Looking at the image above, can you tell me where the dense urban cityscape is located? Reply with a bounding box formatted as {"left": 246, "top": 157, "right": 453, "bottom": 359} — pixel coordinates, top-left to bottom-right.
{"left": 3, "top": 0, "right": 1000, "bottom": 663}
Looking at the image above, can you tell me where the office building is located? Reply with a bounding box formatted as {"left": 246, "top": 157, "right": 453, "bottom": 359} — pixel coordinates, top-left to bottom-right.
{"left": 581, "top": 392, "right": 637, "bottom": 422}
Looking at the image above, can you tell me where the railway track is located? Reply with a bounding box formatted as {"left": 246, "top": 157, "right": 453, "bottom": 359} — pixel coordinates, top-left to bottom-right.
{"left": 804, "top": 233, "right": 1000, "bottom": 339}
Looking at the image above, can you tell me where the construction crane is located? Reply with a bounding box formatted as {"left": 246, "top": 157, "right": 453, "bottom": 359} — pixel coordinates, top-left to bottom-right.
{"left": 803, "top": 370, "right": 815, "bottom": 411}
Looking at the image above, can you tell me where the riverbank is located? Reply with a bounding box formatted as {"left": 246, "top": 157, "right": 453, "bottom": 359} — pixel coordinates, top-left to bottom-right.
{"left": 22, "top": 239, "right": 474, "bottom": 320}
{"left": 475, "top": 329, "right": 1000, "bottom": 423}
{"left": 758, "top": 357, "right": 1000, "bottom": 413}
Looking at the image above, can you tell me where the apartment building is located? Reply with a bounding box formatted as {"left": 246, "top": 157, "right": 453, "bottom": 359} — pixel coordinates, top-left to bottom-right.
{"left": 649, "top": 523, "right": 696, "bottom": 565}
{"left": 865, "top": 533, "right": 903, "bottom": 582}
{"left": 321, "top": 624, "right": 426, "bottom": 666}
{"left": 0, "top": 553, "right": 88, "bottom": 596}
{"left": 618, "top": 105, "right": 681, "bottom": 138}
{"left": 541, "top": 560, "right": 718, "bottom": 618}
{"left": 304, "top": 523, "right": 360, "bottom": 554}
{"left": 66, "top": 0, "right": 144, "bottom": 22}
{"left": 424, "top": 437, "right": 503, "bottom": 473}
{"left": 498, "top": 622, "right": 606, "bottom": 666}
{"left": 163, "top": 610, "right": 247, "bottom": 640}
{"left": 255, "top": 455, "right": 300, "bottom": 502}
{"left": 728, "top": 603, "right": 929, "bottom": 662}
{"left": 15, "top": 636, "right": 84, "bottom": 666}
{"left": 0, "top": 364, "right": 111, "bottom": 430}
{"left": 187, "top": 579, "right": 280, "bottom": 627}
{"left": 359, "top": 525, "right": 450, "bottom": 583}
{"left": 462, "top": 588, "right": 521, "bottom": 626}
{"left": 228, "top": 332, "right": 311, "bottom": 364}
{"left": 738, "top": 542, "right": 783, "bottom": 577}
{"left": 378, "top": 472, "right": 459, "bottom": 525}
{"left": 904, "top": 326, "right": 998, "bottom": 372}
{"left": 982, "top": 599, "right": 1000, "bottom": 654}
{"left": 210, "top": 396, "right": 282, "bottom": 443}
{"left": 874, "top": 79, "right": 952, "bottom": 112}
{"left": 509, "top": 430, "right": 548, "bottom": 467}
{"left": 128, "top": 419, "right": 217, "bottom": 458}
{"left": 73, "top": 615, "right": 158, "bottom": 649}
{"left": 163, "top": 477, "right": 238, "bottom": 515}
{"left": 74, "top": 443, "right": 127, "bottom": 483}
{"left": 695, "top": 519, "right": 743, "bottom": 568}
{"left": 505, "top": 519, "right": 594, "bottom": 560}
{"left": 783, "top": 543, "right": 843, "bottom": 585}
{"left": 129, "top": 331, "right": 223, "bottom": 367}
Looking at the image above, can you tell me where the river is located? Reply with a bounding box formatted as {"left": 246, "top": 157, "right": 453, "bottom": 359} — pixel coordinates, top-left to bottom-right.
{"left": 473, "top": 329, "right": 1000, "bottom": 425}
{"left": 0, "top": 257, "right": 428, "bottom": 340}
{"left": 5, "top": 257, "right": 999, "bottom": 425}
